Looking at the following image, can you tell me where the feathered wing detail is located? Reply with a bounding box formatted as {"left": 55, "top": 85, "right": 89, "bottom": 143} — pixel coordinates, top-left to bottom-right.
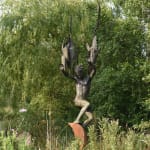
{"left": 86, "top": 36, "right": 98, "bottom": 64}
{"left": 61, "top": 37, "right": 78, "bottom": 74}
{"left": 61, "top": 44, "right": 69, "bottom": 70}
{"left": 92, "top": 36, "right": 97, "bottom": 49}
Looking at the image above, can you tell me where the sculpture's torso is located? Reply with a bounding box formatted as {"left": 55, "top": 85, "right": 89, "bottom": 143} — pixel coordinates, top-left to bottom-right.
{"left": 75, "top": 76, "right": 91, "bottom": 100}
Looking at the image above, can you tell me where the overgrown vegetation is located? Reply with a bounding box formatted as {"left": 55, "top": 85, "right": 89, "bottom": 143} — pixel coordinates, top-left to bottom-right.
{"left": 0, "top": 0, "right": 149, "bottom": 149}
{"left": 0, "top": 119, "right": 149, "bottom": 150}
{"left": 66, "top": 118, "right": 150, "bottom": 150}
{"left": 0, "top": 130, "right": 34, "bottom": 150}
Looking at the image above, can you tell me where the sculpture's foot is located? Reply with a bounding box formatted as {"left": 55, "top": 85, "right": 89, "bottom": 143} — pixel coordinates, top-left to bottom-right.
{"left": 82, "top": 120, "right": 92, "bottom": 128}
{"left": 68, "top": 122, "right": 88, "bottom": 150}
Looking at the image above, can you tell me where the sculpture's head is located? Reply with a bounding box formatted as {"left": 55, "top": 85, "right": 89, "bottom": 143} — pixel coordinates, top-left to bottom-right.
{"left": 75, "top": 64, "right": 84, "bottom": 79}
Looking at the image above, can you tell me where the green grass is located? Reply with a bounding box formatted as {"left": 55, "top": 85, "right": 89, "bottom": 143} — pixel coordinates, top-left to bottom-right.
{"left": 0, "top": 131, "right": 34, "bottom": 150}
{"left": 0, "top": 118, "right": 149, "bottom": 150}
{"left": 65, "top": 118, "right": 150, "bottom": 150}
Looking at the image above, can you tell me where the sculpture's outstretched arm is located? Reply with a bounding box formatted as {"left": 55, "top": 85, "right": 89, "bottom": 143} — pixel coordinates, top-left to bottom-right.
{"left": 60, "top": 64, "right": 76, "bottom": 81}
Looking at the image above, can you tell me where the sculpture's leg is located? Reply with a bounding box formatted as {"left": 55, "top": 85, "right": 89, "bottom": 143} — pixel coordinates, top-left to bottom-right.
{"left": 83, "top": 111, "right": 93, "bottom": 127}
{"left": 73, "top": 99, "right": 90, "bottom": 124}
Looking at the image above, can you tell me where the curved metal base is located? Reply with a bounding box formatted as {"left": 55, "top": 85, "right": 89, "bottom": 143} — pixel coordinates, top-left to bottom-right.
{"left": 68, "top": 123, "right": 88, "bottom": 150}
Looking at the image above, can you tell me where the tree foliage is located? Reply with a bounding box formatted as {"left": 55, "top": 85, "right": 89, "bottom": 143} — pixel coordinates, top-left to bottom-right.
{"left": 0, "top": 0, "right": 149, "bottom": 148}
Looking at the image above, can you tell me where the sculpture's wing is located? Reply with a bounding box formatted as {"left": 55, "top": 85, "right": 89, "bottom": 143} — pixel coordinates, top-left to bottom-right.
{"left": 62, "top": 45, "right": 69, "bottom": 60}
{"left": 61, "top": 37, "right": 78, "bottom": 74}
{"left": 92, "top": 36, "right": 97, "bottom": 50}
{"left": 86, "top": 36, "right": 98, "bottom": 64}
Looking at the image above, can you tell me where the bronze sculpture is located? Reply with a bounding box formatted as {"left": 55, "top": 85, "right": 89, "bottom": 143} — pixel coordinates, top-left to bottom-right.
{"left": 60, "top": 3, "right": 100, "bottom": 149}
{"left": 60, "top": 35, "right": 98, "bottom": 127}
